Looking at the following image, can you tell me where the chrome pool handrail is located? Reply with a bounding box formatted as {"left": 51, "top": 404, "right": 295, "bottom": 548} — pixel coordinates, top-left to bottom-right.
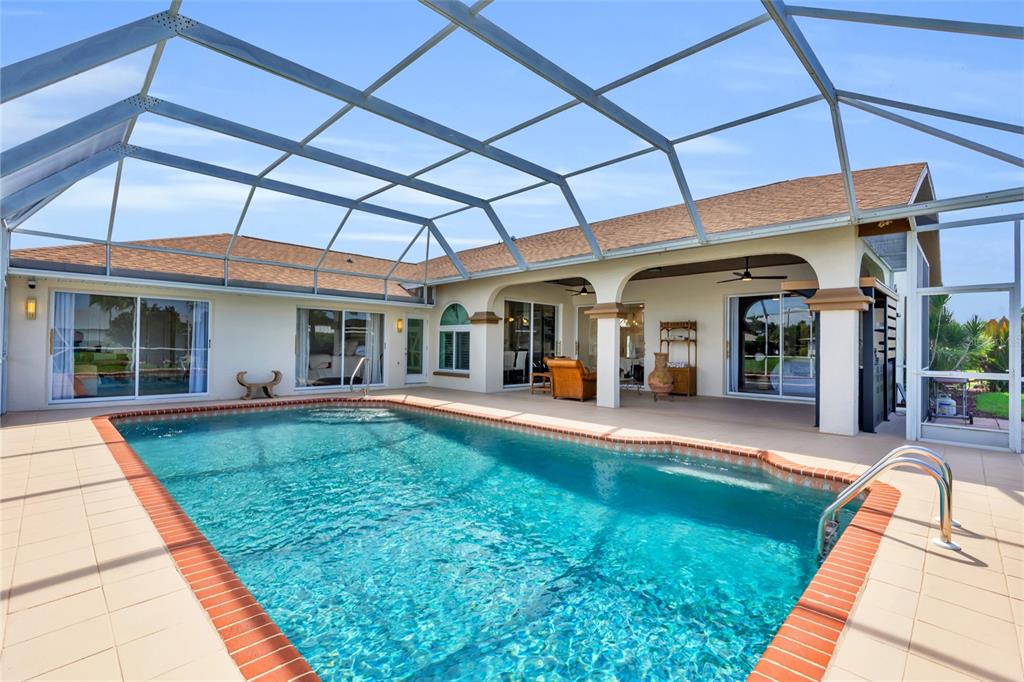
{"left": 875, "top": 445, "right": 961, "bottom": 529}
{"left": 816, "top": 445, "right": 961, "bottom": 560}
{"left": 348, "top": 356, "right": 368, "bottom": 394}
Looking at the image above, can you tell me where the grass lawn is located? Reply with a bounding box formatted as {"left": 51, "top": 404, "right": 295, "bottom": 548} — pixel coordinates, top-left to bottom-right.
{"left": 974, "top": 392, "right": 1024, "bottom": 419}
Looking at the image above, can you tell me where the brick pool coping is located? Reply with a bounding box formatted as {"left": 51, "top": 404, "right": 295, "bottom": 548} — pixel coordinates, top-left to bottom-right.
{"left": 94, "top": 395, "right": 901, "bottom": 682}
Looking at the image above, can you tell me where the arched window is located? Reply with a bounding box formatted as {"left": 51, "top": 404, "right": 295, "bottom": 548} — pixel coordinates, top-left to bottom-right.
{"left": 439, "top": 304, "right": 470, "bottom": 372}
{"left": 440, "top": 303, "right": 470, "bottom": 326}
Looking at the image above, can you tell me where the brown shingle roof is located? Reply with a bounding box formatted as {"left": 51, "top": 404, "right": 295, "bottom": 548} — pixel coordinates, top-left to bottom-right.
{"left": 423, "top": 162, "right": 928, "bottom": 278}
{"left": 12, "top": 163, "right": 926, "bottom": 290}
{"left": 11, "top": 234, "right": 420, "bottom": 299}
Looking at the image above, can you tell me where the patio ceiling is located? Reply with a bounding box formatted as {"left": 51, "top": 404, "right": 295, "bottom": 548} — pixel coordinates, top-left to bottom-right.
{"left": 1, "top": 0, "right": 1022, "bottom": 298}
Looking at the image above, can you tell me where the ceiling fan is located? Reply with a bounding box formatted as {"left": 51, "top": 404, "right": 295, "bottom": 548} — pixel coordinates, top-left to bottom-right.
{"left": 717, "top": 257, "right": 788, "bottom": 284}
{"left": 565, "top": 284, "right": 592, "bottom": 296}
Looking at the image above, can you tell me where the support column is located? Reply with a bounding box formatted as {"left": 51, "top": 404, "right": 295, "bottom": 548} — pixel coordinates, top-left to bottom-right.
{"left": 469, "top": 311, "right": 503, "bottom": 393}
{"left": 586, "top": 303, "right": 628, "bottom": 409}
{"left": 807, "top": 288, "right": 872, "bottom": 436}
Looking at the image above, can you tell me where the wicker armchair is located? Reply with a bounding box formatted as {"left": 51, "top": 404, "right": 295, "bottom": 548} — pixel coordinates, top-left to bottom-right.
{"left": 544, "top": 358, "right": 597, "bottom": 401}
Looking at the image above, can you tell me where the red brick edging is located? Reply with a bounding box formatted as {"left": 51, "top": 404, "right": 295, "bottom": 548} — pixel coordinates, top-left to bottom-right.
{"left": 94, "top": 395, "right": 900, "bottom": 682}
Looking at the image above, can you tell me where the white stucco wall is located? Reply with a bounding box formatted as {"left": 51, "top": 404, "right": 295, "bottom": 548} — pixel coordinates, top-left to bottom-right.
{"left": 5, "top": 275, "right": 425, "bottom": 413}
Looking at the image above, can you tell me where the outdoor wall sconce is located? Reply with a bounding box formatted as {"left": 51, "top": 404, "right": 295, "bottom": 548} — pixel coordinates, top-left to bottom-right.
{"left": 25, "top": 296, "right": 37, "bottom": 320}
{"left": 396, "top": 318, "right": 404, "bottom": 333}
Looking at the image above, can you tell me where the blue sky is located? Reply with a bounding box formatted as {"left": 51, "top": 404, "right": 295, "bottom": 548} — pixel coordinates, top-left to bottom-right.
{"left": 1, "top": 0, "right": 1022, "bottom": 318}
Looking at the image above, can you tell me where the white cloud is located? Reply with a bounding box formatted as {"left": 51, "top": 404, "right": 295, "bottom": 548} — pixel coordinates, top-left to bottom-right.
{"left": 676, "top": 136, "right": 748, "bottom": 156}
{"left": 129, "top": 119, "right": 226, "bottom": 147}
{"left": 1, "top": 57, "right": 148, "bottom": 146}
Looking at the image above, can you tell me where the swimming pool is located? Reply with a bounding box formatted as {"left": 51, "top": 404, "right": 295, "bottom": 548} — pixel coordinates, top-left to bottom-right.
{"left": 117, "top": 405, "right": 857, "bottom": 681}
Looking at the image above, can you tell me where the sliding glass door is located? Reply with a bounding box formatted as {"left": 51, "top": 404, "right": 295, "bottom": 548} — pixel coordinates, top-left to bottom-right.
{"left": 51, "top": 292, "right": 209, "bottom": 402}
{"left": 296, "top": 308, "right": 384, "bottom": 388}
{"left": 729, "top": 293, "right": 815, "bottom": 400}
{"left": 503, "top": 300, "right": 557, "bottom": 386}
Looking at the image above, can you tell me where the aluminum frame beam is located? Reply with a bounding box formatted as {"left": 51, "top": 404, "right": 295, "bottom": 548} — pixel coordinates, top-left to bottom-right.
{"left": 174, "top": 19, "right": 560, "bottom": 185}
{"left": 0, "top": 12, "right": 177, "bottom": 103}
{"left": 420, "top": 0, "right": 707, "bottom": 243}
{"left": 428, "top": 95, "right": 824, "bottom": 224}
{"left": 349, "top": 12, "right": 771, "bottom": 217}
{"left": 2, "top": 146, "right": 123, "bottom": 220}
{"left": 762, "top": 0, "right": 859, "bottom": 222}
{"left": 841, "top": 97, "right": 1024, "bottom": 168}
{"left": 166, "top": 16, "right": 601, "bottom": 259}
{"left": 123, "top": 145, "right": 424, "bottom": 224}
{"left": 0, "top": 97, "right": 142, "bottom": 177}
{"left": 146, "top": 97, "right": 528, "bottom": 269}
{"left": 121, "top": 144, "right": 472, "bottom": 278}
{"left": 787, "top": 5, "right": 1024, "bottom": 40}
{"left": 105, "top": 0, "right": 181, "bottom": 276}
{"left": 837, "top": 91, "right": 1023, "bottom": 135}
{"left": 917, "top": 212, "right": 1024, "bottom": 233}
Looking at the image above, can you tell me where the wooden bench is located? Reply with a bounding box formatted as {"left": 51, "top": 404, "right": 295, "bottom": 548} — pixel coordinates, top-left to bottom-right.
{"left": 236, "top": 370, "right": 282, "bottom": 399}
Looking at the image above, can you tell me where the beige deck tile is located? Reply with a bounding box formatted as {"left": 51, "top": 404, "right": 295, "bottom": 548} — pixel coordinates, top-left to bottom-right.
{"left": 27, "top": 649, "right": 122, "bottom": 681}
{"left": 117, "top": 620, "right": 228, "bottom": 680}
{"left": 874, "top": 537, "right": 928, "bottom": 571}
{"left": 869, "top": 560, "right": 924, "bottom": 592}
{"left": 910, "top": 621, "right": 1023, "bottom": 682}
{"left": 8, "top": 546, "right": 101, "bottom": 612}
{"left": 925, "top": 552, "right": 1009, "bottom": 594}
{"left": 3, "top": 588, "right": 107, "bottom": 646}
{"left": 102, "top": 568, "right": 189, "bottom": 612}
{"left": 822, "top": 666, "right": 871, "bottom": 681}
{"left": 921, "top": 573, "right": 1015, "bottom": 622}
{"left": 1009, "top": 575, "right": 1023, "bottom": 601}
{"left": 109, "top": 589, "right": 211, "bottom": 645}
{"left": 2, "top": 530, "right": 20, "bottom": 551}
{"left": 0, "top": 614, "right": 113, "bottom": 681}
{"left": 13, "top": 531, "right": 93, "bottom": 564}
{"left": 845, "top": 598, "right": 915, "bottom": 650}
{"left": 89, "top": 518, "right": 163, "bottom": 545}
{"left": 856, "top": 578, "right": 919, "bottom": 618}
{"left": 86, "top": 505, "right": 149, "bottom": 530}
{"left": 155, "top": 650, "right": 244, "bottom": 681}
{"left": 83, "top": 493, "right": 140, "bottom": 516}
{"left": 916, "top": 595, "right": 1020, "bottom": 652}
{"left": 97, "top": 549, "right": 175, "bottom": 586}
{"left": 830, "top": 629, "right": 908, "bottom": 681}
{"left": 17, "top": 495, "right": 85, "bottom": 520}
{"left": 903, "top": 653, "right": 981, "bottom": 681}
{"left": 16, "top": 513, "right": 88, "bottom": 546}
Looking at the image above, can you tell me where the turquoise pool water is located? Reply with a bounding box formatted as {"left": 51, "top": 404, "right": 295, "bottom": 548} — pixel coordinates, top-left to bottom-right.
{"left": 118, "top": 406, "right": 853, "bottom": 681}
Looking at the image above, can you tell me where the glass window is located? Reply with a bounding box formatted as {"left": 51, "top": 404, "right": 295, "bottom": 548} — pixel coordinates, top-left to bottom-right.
{"left": 439, "top": 330, "right": 470, "bottom": 371}
{"left": 503, "top": 301, "right": 530, "bottom": 384}
{"left": 440, "top": 303, "right": 469, "bottom": 326}
{"left": 138, "top": 298, "right": 209, "bottom": 395}
{"left": 344, "top": 311, "right": 384, "bottom": 385}
{"left": 439, "top": 303, "right": 470, "bottom": 372}
{"left": 50, "top": 292, "right": 208, "bottom": 401}
{"left": 729, "top": 293, "right": 815, "bottom": 399}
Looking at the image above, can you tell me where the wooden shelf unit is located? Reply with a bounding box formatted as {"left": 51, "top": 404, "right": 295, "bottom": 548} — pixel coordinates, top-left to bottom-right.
{"left": 659, "top": 321, "right": 697, "bottom": 396}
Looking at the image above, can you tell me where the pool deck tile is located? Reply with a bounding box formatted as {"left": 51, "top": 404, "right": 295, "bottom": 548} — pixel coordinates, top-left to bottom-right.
{"left": 2, "top": 388, "right": 1022, "bottom": 681}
